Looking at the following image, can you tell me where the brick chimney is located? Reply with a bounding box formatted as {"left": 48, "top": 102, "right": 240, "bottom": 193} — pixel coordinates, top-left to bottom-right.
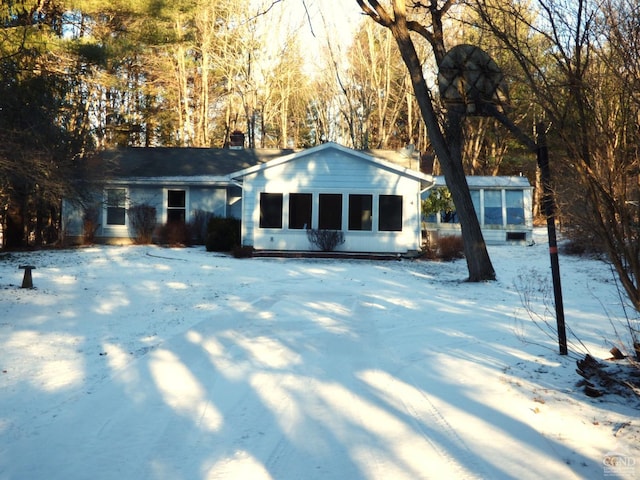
{"left": 229, "top": 130, "right": 245, "bottom": 150}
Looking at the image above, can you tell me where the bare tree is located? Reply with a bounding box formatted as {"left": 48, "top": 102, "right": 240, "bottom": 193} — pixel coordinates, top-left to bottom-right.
{"left": 343, "top": 21, "right": 415, "bottom": 149}
{"left": 474, "top": 0, "right": 640, "bottom": 309}
{"left": 356, "top": 0, "right": 495, "bottom": 281}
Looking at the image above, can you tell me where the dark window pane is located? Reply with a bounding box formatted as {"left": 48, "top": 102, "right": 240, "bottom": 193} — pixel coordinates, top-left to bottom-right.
{"left": 167, "top": 209, "right": 186, "bottom": 224}
{"left": 168, "top": 190, "right": 186, "bottom": 208}
{"left": 107, "top": 207, "right": 126, "bottom": 225}
{"left": 318, "top": 194, "right": 342, "bottom": 230}
{"left": 348, "top": 194, "right": 372, "bottom": 231}
{"left": 289, "top": 193, "right": 312, "bottom": 229}
{"left": 167, "top": 190, "right": 186, "bottom": 224}
{"left": 379, "top": 195, "right": 403, "bottom": 231}
{"left": 260, "top": 193, "right": 283, "bottom": 228}
{"left": 441, "top": 210, "right": 458, "bottom": 223}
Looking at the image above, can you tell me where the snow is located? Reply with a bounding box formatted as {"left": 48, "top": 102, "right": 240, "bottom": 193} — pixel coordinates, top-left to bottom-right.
{"left": 0, "top": 229, "right": 638, "bottom": 480}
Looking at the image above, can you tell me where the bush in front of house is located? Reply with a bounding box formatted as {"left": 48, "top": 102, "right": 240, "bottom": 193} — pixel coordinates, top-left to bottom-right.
{"left": 82, "top": 205, "right": 100, "bottom": 244}
{"left": 190, "top": 210, "right": 215, "bottom": 245}
{"left": 206, "top": 216, "right": 241, "bottom": 252}
{"left": 307, "top": 229, "right": 345, "bottom": 252}
{"left": 157, "top": 221, "right": 192, "bottom": 246}
{"left": 128, "top": 204, "right": 157, "bottom": 244}
{"left": 436, "top": 235, "right": 464, "bottom": 261}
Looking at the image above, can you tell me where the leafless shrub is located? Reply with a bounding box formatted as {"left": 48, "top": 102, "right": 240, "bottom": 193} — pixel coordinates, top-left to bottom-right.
{"left": 190, "top": 210, "right": 215, "bottom": 245}
{"left": 601, "top": 265, "right": 640, "bottom": 362}
{"left": 513, "top": 268, "right": 588, "bottom": 358}
{"left": 82, "top": 205, "right": 100, "bottom": 244}
{"left": 128, "top": 204, "right": 156, "bottom": 244}
{"left": 437, "top": 235, "right": 464, "bottom": 261}
{"left": 307, "top": 229, "right": 345, "bottom": 252}
{"left": 157, "top": 221, "right": 191, "bottom": 247}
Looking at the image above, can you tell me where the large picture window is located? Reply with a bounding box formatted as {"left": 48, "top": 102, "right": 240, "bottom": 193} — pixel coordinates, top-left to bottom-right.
{"left": 167, "top": 190, "right": 186, "bottom": 223}
{"left": 318, "top": 194, "right": 342, "bottom": 230}
{"left": 260, "top": 193, "right": 283, "bottom": 228}
{"left": 289, "top": 193, "right": 312, "bottom": 229}
{"left": 378, "top": 195, "right": 403, "bottom": 231}
{"left": 484, "top": 190, "right": 503, "bottom": 225}
{"left": 348, "top": 194, "right": 372, "bottom": 231}
{"left": 506, "top": 190, "right": 525, "bottom": 225}
{"left": 106, "top": 188, "right": 126, "bottom": 225}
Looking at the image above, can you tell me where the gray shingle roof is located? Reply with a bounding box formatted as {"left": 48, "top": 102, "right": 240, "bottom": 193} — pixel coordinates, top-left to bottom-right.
{"left": 102, "top": 147, "right": 296, "bottom": 178}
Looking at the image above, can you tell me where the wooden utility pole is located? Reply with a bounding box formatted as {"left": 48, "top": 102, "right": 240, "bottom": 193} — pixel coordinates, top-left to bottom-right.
{"left": 536, "top": 124, "right": 568, "bottom": 355}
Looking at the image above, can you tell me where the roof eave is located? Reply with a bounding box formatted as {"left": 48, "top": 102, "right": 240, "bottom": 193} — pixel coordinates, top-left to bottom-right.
{"left": 105, "top": 176, "right": 232, "bottom": 187}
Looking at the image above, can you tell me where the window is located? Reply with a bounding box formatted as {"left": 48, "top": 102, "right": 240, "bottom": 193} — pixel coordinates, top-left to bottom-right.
{"left": 106, "top": 188, "right": 126, "bottom": 225}
{"left": 318, "top": 194, "right": 342, "bottom": 230}
{"left": 379, "top": 195, "right": 403, "bottom": 231}
{"left": 441, "top": 210, "right": 458, "bottom": 223}
{"left": 289, "top": 193, "right": 312, "bottom": 229}
{"left": 167, "top": 190, "right": 186, "bottom": 223}
{"left": 484, "top": 190, "right": 503, "bottom": 225}
{"left": 471, "top": 190, "right": 481, "bottom": 220}
{"left": 349, "top": 194, "right": 372, "bottom": 231}
{"left": 506, "top": 190, "right": 525, "bottom": 225}
{"left": 259, "top": 193, "right": 283, "bottom": 228}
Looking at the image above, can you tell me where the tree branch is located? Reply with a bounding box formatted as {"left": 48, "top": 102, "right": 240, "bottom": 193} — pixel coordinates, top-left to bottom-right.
{"left": 356, "top": 0, "right": 393, "bottom": 27}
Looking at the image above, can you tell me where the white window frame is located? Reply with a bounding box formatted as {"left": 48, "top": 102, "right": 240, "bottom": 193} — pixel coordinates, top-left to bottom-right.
{"left": 163, "top": 187, "right": 190, "bottom": 224}
{"left": 103, "top": 187, "right": 129, "bottom": 231}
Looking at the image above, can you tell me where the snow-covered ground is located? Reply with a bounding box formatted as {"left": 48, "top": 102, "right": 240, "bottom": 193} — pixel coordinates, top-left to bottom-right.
{"left": 0, "top": 229, "right": 637, "bottom": 480}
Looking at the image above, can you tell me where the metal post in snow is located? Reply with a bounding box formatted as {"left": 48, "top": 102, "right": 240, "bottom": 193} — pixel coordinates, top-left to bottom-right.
{"left": 536, "top": 124, "right": 568, "bottom": 355}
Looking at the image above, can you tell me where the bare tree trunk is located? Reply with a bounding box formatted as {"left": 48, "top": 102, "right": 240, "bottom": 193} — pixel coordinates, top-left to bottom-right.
{"left": 358, "top": 0, "right": 495, "bottom": 281}
{"left": 393, "top": 27, "right": 494, "bottom": 280}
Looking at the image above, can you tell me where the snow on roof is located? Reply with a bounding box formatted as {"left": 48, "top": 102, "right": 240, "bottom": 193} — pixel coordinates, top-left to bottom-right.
{"left": 433, "top": 175, "right": 532, "bottom": 188}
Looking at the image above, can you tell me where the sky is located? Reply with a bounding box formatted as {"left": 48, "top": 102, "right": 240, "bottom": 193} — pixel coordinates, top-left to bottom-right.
{"left": 276, "top": 0, "right": 364, "bottom": 44}
{"left": 257, "top": 0, "right": 365, "bottom": 73}
{"left": 0, "top": 228, "right": 638, "bottom": 479}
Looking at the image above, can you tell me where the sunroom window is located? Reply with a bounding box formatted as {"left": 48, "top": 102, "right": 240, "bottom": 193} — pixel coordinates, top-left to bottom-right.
{"left": 484, "top": 190, "right": 503, "bottom": 225}
{"left": 318, "top": 194, "right": 342, "bottom": 230}
{"left": 506, "top": 190, "right": 525, "bottom": 225}
{"left": 289, "top": 193, "right": 312, "bottom": 229}
{"left": 379, "top": 195, "right": 403, "bottom": 231}
{"left": 260, "top": 193, "right": 283, "bottom": 228}
{"left": 348, "top": 194, "right": 372, "bottom": 231}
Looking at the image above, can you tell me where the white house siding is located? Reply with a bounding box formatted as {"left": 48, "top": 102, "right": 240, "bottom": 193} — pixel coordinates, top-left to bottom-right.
{"left": 238, "top": 148, "right": 425, "bottom": 253}
{"left": 239, "top": 173, "right": 258, "bottom": 248}
{"left": 189, "top": 187, "right": 227, "bottom": 218}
